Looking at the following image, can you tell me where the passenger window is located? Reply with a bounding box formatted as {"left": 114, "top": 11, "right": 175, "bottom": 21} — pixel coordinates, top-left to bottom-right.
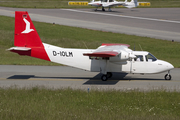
{"left": 134, "top": 55, "right": 144, "bottom": 62}
{"left": 89, "top": 56, "right": 100, "bottom": 60}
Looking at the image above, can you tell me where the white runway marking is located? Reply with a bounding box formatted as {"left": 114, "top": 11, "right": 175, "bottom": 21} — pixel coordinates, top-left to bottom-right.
{"left": 61, "top": 9, "right": 180, "bottom": 24}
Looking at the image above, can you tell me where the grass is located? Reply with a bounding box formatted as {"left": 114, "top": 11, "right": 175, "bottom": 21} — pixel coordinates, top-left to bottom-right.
{"left": 0, "top": 15, "right": 180, "bottom": 67}
{"left": 0, "top": 0, "right": 180, "bottom": 8}
{"left": 0, "top": 87, "right": 180, "bottom": 120}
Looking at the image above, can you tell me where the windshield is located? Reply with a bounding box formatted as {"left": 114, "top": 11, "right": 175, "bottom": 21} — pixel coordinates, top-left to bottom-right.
{"left": 145, "top": 53, "right": 157, "bottom": 62}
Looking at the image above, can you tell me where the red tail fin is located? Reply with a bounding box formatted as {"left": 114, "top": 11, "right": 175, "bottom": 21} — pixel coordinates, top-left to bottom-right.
{"left": 9, "top": 11, "right": 50, "bottom": 61}
{"left": 14, "top": 11, "right": 43, "bottom": 47}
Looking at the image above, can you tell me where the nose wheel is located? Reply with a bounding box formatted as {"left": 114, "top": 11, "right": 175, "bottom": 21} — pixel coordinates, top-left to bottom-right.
{"left": 165, "top": 74, "right": 171, "bottom": 80}
{"left": 164, "top": 71, "right": 172, "bottom": 80}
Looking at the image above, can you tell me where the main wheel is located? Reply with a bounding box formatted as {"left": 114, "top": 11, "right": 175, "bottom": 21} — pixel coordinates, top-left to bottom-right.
{"left": 165, "top": 74, "right": 171, "bottom": 80}
{"left": 102, "top": 8, "right": 105, "bottom": 11}
{"left": 107, "top": 72, "right": 112, "bottom": 78}
{"left": 101, "top": 75, "right": 108, "bottom": 81}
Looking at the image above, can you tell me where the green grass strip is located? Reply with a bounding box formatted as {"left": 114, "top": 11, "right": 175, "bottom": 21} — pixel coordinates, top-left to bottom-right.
{"left": 0, "top": 87, "right": 180, "bottom": 119}
{"left": 0, "top": 15, "right": 180, "bottom": 67}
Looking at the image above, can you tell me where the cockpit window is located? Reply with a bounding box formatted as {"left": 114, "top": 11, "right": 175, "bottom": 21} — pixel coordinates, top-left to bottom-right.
{"left": 145, "top": 53, "right": 157, "bottom": 62}
{"left": 134, "top": 55, "right": 144, "bottom": 62}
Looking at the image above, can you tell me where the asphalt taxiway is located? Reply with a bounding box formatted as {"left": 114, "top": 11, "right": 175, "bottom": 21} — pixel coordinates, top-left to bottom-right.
{"left": 0, "top": 65, "right": 179, "bottom": 91}
{"left": 0, "top": 7, "right": 180, "bottom": 41}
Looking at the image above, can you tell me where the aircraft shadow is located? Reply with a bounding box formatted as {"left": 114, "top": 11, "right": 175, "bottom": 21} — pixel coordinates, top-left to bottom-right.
{"left": 7, "top": 75, "right": 93, "bottom": 80}
{"left": 7, "top": 73, "right": 164, "bottom": 85}
{"left": 83, "top": 72, "right": 127, "bottom": 85}
{"left": 7, "top": 75, "right": 35, "bottom": 79}
{"left": 91, "top": 9, "right": 124, "bottom": 13}
{"left": 83, "top": 73, "right": 164, "bottom": 84}
{"left": 7, "top": 74, "right": 121, "bottom": 85}
{"left": 90, "top": 9, "right": 139, "bottom": 13}
{"left": 127, "top": 9, "right": 139, "bottom": 12}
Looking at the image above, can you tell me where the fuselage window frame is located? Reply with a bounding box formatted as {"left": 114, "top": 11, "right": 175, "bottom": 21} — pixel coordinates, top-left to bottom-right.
{"left": 145, "top": 53, "right": 157, "bottom": 62}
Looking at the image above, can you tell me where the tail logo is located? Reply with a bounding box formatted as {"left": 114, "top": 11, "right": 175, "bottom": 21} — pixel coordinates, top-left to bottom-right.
{"left": 21, "top": 18, "right": 34, "bottom": 34}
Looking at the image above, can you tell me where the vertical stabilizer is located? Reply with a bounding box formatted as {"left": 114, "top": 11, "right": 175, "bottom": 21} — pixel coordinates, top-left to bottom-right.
{"left": 130, "top": 0, "right": 137, "bottom": 7}
{"left": 14, "top": 11, "right": 43, "bottom": 47}
{"left": 134, "top": 0, "right": 138, "bottom": 7}
{"left": 10, "top": 11, "right": 50, "bottom": 61}
{"left": 123, "top": 0, "right": 138, "bottom": 8}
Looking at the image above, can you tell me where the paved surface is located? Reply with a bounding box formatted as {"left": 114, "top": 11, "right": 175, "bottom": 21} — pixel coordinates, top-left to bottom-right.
{"left": 0, "top": 7, "right": 180, "bottom": 41}
{"left": 0, "top": 65, "right": 179, "bottom": 91}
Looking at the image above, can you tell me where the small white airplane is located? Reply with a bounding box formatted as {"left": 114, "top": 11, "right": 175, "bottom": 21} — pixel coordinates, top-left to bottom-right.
{"left": 88, "top": 0, "right": 138, "bottom": 11}
{"left": 9, "top": 11, "right": 174, "bottom": 81}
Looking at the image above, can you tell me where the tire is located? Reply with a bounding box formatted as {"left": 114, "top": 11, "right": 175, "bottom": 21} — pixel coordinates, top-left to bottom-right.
{"left": 102, "top": 8, "right": 105, "bottom": 11}
{"left": 107, "top": 72, "right": 112, "bottom": 78}
{"left": 101, "top": 75, "right": 108, "bottom": 81}
{"left": 165, "top": 74, "right": 171, "bottom": 80}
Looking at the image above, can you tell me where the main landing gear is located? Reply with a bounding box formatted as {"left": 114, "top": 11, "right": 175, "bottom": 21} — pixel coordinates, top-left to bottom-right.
{"left": 108, "top": 7, "right": 112, "bottom": 12}
{"left": 164, "top": 70, "right": 172, "bottom": 80}
{"left": 101, "top": 72, "right": 112, "bottom": 81}
{"left": 102, "top": 7, "right": 105, "bottom": 11}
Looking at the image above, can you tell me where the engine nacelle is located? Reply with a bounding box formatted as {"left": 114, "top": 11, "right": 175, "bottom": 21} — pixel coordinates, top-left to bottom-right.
{"left": 119, "top": 51, "right": 129, "bottom": 60}
{"left": 109, "top": 51, "right": 129, "bottom": 62}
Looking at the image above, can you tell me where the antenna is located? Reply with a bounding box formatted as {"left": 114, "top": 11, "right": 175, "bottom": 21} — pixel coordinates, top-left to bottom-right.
{"left": 82, "top": 42, "right": 88, "bottom": 49}
{"left": 139, "top": 44, "right": 143, "bottom": 51}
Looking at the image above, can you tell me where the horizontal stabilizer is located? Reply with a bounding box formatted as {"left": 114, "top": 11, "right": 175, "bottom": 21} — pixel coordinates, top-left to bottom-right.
{"left": 8, "top": 47, "right": 31, "bottom": 56}
{"left": 8, "top": 47, "right": 31, "bottom": 51}
{"left": 83, "top": 51, "right": 119, "bottom": 57}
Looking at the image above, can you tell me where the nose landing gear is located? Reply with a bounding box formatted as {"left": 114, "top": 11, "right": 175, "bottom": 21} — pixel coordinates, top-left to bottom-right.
{"left": 165, "top": 70, "right": 172, "bottom": 80}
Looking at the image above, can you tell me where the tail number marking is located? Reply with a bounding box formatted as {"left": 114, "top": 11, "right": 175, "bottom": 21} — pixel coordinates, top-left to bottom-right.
{"left": 53, "top": 51, "right": 73, "bottom": 57}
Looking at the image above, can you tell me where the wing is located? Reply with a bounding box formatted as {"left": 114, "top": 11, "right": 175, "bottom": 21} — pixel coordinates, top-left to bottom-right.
{"left": 110, "top": 2, "right": 124, "bottom": 7}
{"left": 83, "top": 43, "right": 130, "bottom": 57}
{"left": 101, "top": 43, "right": 130, "bottom": 47}
{"left": 83, "top": 51, "right": 119, "bottom": 57}
{"left": 103, "top": 2, "right": 124, "bottom": 7}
